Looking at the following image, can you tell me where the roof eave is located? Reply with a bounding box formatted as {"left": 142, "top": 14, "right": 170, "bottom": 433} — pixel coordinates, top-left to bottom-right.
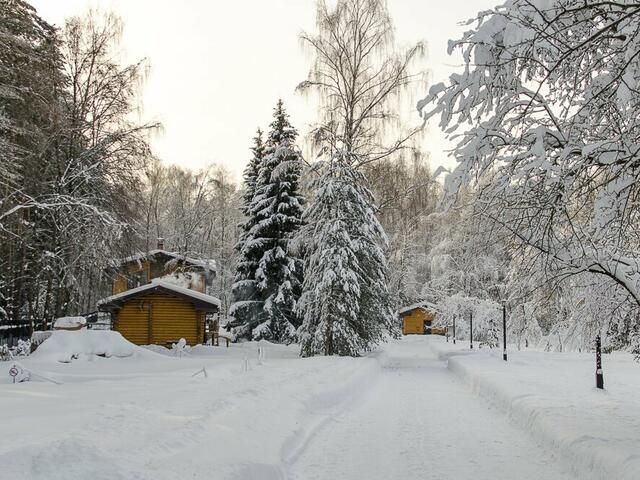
{"left": 97, "top": 284, "right": 220, "bottom": 312}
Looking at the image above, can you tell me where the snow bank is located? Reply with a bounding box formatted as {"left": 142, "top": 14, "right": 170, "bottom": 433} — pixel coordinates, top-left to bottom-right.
{"left": 32, "top": 330, "right": 153, "bottom": 363}
{"left": 427, "top": 337, "right": 640, "bottom": 480}
{"left": 31, "top": 330, "right": 52, "bottom": 345}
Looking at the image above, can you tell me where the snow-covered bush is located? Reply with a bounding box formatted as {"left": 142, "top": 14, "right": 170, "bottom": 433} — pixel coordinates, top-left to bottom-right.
{"left": 12, "top": 339, "right": 31, "bottom": 357}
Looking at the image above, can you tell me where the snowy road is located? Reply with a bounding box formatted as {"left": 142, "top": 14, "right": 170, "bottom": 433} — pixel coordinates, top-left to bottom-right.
{"left": 5, "top": 337, "right": 623, "bottom": 480}
{"left": 288, "top": 341, "right": 576, "bottom": 480}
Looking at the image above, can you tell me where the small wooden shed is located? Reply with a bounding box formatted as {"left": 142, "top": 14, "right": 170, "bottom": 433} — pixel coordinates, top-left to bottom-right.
{"left": 399, "top": 303, "right": 444, "bottom": 335}
{"left": 97, "top": 280, "right": 220, "bottom": 346}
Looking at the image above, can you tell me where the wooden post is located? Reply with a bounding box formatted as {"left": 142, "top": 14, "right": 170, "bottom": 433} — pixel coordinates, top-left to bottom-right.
{"left": 595, "top": 335, "right": 604, "bottom": 389}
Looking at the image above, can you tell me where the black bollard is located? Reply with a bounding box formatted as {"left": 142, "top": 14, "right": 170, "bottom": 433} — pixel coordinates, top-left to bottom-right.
{"left": 595, "top": 335, "right": 604, "bottom": 389}
{"left": 469, "top": 312, "right": 473, "bottom": 349}
{"left": 503, "top": 304, "right": 507, "bottom": 362}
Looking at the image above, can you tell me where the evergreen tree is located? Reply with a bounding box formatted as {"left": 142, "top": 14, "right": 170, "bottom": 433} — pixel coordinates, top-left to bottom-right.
{"left": 251, "top": 101, "right": 305, "bottom": 342}
{"left": 229, "top": 129, "right": 267, "bottom": 335}
{"left": 230, "top": 101, "right": 305, "bottom": 342}
{"left": 298, "top": 152, "right": 397, "bottom": 357}
{"left": 241, "top": 129, "right": 265, "bottom": 216}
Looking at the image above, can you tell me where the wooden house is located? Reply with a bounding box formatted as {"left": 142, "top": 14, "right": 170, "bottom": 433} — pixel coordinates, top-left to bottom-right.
{"left": 105, "top": 242, "right": 215, "bottom": 295}
{"left": 97, "top": 242, "right": 220, "bottom": 346}
{"left": 398, "top": 303, "right": 445, "bottom": 335}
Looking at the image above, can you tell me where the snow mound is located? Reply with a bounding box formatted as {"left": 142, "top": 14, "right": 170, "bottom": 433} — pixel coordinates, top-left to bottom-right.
{"left": 31, "top": 330, "right": 53, "bottom": 345}
{"left": 32, "top": 330, "right": 153, "bottom": 363}
{"left": 53, "top": 316, "right": 86, "bottom": 329}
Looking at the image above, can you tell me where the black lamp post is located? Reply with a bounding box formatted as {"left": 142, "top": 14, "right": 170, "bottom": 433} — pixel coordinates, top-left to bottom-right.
{"left": 453, "top": 315, "right": 456, "bottom": 345}
{"left": 469, "top": 312, "right": 473, "bottom": 349}
{"left": 595, "top": 334, "right": 604, "bottom": 389}
{"left": 502, "top": 303, "right": 507, "bottom": 362}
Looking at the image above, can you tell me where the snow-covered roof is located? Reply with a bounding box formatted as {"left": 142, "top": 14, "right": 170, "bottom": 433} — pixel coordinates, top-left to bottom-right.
{"left": 53, "top": 316, "right": 87, "bottom": 329}
{"left": 111, "top": 249, "right": 216, "bottom": 273}
{"left": 97, "top": 279, "right": 221, "bottom": 310}
{"left": 398, "top": 301, "right": 437, "bottom": 316}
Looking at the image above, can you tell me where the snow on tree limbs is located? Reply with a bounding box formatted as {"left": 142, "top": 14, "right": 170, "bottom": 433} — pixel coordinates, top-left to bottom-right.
{"left": 298, "top": 153, "right": 398, "bottom": 357}
{"left": 419, "top": 0, "right": 640, "bottom": 354}
{"left": 230, "top": 101, "right": 305, "bottom": 343}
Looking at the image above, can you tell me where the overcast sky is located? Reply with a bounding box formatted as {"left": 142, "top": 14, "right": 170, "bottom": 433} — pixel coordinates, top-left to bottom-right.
{"left": 30, "top": 0, "right": 498, "bottom": 181}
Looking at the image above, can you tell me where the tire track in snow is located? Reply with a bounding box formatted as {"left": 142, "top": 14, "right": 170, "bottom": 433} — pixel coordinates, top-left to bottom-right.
{"left": 287, "top": 354, "right": 578, "bottom": 480}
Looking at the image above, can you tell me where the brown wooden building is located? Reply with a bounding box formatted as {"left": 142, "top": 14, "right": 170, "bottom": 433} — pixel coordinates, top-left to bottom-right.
{"left": 97, "top": 281, "right": 220, "bottom": 346}
{"left": 106, "top": 248, "right": 215, "bottom": 295}
{"left": 398, "top": 303, "right": 445, "bottom": 335}
{"left": 97, "top": 244, "right": 220, "bottom": 346}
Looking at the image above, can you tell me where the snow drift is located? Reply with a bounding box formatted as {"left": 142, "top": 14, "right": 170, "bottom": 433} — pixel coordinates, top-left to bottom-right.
{"left": 32, "top": 330, "right": 154, "bottom": 363}
{"left": 427, "top": 336, "right": 640, "bottom": 480}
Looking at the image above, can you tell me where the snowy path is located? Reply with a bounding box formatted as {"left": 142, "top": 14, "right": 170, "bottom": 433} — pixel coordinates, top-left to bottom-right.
{"left": 288, "top": 342, "right": 576, "bottom": 480}
{"left": 6, "top": 337, "right": 634, "bottom": 479}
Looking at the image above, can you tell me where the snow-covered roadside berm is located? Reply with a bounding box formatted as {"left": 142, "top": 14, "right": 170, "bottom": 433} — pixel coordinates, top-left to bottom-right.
{"left": 421, "top": 336, "right": 640, "bottom": 480}
{"left": 0, "top": 339, "right": 378, "bottom": 480}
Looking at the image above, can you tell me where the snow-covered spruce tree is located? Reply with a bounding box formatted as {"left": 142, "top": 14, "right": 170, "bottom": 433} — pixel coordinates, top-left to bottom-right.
{"left": 295, "top": 0, "right": 411, "bottom": 356}
{"left": 232, "top": 101, "right": 305, "bottom": 342}
{"left": 298, "top": 152, "right": 396, "bottom": 357}
{"left": 251, "top": 101, "right": 305, "bottom": 342}
{"left": 229, "top": 129, "right": 268, "bottom": 336}
{"left": 241, "top": 129, "right": 265, "bottom": 216}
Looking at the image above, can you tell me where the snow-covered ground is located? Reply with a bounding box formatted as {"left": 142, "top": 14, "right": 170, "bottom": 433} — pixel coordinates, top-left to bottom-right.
{"left": 427, "top": 336, "right": 640, "bottom": 480}
{"left": 290, "top": 339, "right": 576, "bottom": 480}
{"left": 0, "top": 335, "right": 376, "bottom": 480}
{"left": 1, "top": 334, "right": 639, "bottom": 480}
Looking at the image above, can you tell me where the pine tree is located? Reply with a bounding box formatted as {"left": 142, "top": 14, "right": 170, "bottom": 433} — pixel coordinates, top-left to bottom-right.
{"left": 298, "top": 152, "right": 397, "bottom": 357}
{"left": 241, "top": 129, "right": 264, "bottom": 216}
{"left": 250, "top": 100, "right": 304, "bottom": 342}
{"left": 229, "top": 129, "right": 267, "bottom": 335}
{"left": 230, "top": 101, "right": 305, "bottom": 342}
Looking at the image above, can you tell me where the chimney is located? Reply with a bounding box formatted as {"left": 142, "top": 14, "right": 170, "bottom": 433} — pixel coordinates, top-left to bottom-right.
{"left": 157, "top": 237, "right": 165, "bottom": 250}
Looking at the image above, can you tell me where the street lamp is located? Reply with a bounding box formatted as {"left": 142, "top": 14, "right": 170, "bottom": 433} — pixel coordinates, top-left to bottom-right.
{"left": 502, "top": 303, "right": 507, "bottom": 362}
{"left": 595, "top": 334, "right": 604, "bottom": 389}
{"left": 491, "top": 284, "right": 508, "bottom": 362}
{"left": 453, "top": 314, "right": 456, "bottom": 345}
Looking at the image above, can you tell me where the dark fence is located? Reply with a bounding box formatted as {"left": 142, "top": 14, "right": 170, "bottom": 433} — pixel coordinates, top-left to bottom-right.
{"left": 1, "top": 312, "right": 112, "bottom": 348}
{"left": 0, "top": 324, "right": 31, "bottom": 348}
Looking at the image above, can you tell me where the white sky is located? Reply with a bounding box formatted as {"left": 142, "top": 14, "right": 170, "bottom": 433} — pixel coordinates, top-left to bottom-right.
{"left": 30, "top": 0, "right": 499, "bottom": 182}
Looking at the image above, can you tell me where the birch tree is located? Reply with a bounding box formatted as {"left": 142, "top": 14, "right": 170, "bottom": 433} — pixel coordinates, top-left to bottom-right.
{"left": 419, "top": 0, "right": 640, "bottom": 353}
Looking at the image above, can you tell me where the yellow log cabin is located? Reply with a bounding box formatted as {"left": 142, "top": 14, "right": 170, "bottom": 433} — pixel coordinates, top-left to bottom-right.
{"left": 399, "top": 303, "right": 446, "bottom": 335}
{"left": 97, "top": 243, "right": 220, "bottom": 346}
